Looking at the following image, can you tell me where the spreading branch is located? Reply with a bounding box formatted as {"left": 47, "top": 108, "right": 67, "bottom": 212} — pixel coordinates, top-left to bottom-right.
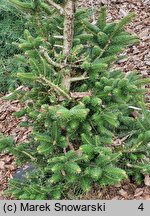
{"left": 45, "top": 0, "right": 64, "bottom": 14}
{"left": 53, "top": 35, "right": 64, "bottom": 39}
{"left": 61, "top": 73, "right": 89, "bottom": 92}
{"left": 39, "top": 46, "right": 66, "bottom": 69}
{"left": 4, "top": 85, "right": 24, "bottom": 98}
{"left": 37, "top": 75, "right": 72, "bottom": 100}
{"left": 70, "top": 76, "right": 89, "bottom": 82}
{"left": 128, "top": 106, "right": 150, "bottom": 113}
{"left": 58, "top": 91, "right": 92, "bottom": 101}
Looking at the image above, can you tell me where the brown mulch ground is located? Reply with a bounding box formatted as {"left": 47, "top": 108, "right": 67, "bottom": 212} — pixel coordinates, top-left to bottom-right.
{"left": 81, "top": 181, "right": 150, "bottom": 200}
{"left": 0, "top": 99, "right": 31, "bottom": 199}
{"left": 0, "top": 0, "right": 150, "bottom": 200}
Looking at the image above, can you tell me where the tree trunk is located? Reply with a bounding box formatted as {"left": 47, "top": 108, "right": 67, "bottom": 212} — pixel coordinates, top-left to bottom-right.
{"left": 63, "top": 0, "right": 76, "bottom": 57}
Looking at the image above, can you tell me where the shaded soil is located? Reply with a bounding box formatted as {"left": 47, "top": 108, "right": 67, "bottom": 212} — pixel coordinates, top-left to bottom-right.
{"left": 0, "top": 0, "right": 150, "bottom": 200}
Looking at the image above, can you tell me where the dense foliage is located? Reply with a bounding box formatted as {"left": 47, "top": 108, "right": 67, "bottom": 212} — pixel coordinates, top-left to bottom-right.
{"left": 1, "top": 0, "right": 150, "bottom": 200}
{"left": 0, "top": 0, "right": 27, "bottom": 93}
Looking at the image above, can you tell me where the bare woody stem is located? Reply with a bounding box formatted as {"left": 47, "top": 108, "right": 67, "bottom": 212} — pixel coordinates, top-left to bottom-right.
{"left": 37, "top": 75, "right": 72, "bottom": 100}
{"left": 63, "top": 0, "right": 76, "bottom": 57}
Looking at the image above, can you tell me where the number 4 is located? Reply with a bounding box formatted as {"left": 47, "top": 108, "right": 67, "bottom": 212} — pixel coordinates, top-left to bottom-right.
{"left": 138, "top": 203, "right": 144, "bottom": 211}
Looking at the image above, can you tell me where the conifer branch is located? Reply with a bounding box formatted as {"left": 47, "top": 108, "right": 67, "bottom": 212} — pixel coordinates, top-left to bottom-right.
{"left": 70, "top": 76, "right": 89, "bottom": 82}
{"left": 96, "top": 39, "right": 111, "bottom": 59}
{"left": 128, "top": 106, "right": 150, "bottom": 113}
{"left": 90, "top": 0, "right": 96, "bottom": 24}
{"left": 38, "top": 75, "right": 72, "bottom": 100}
{"left": 4, "top": 85, "right": 24, "bottom": 98}
{"left": 39, "top": 46, "right": 66, "bottom": 68}
{"left": 53, "top": 35, "right": 64, "bottom": 39}
{"left": 21, "top": 150, "right": 36, "bottom": 161}
{"left": 45, "top": 0, "right": 64, "bottom": 14}
{"left": 96, "top": 13, "right": 136, "bottom": 59}
{"left": 8, "top": 0, "right": 33, "bottom": 11}
{"left": 15, "top": 148, "right": 36, "bottom": 161}
{"left": 123, "top": 142, "right": 143, "bottom": 154}
{"left": 70, "top": 91, "right": 92, "bottom": 98}
{"left": 61, "top": 75, "right": 89, "bottom": 92}
{"left": 54, "top": 44, "right": 64, "bottom": 48}
{"left": 66, "top": 136, "right": 75, "bottom": 150}
{"left": 126, "top": 163, "right": 143, "bottom": 168}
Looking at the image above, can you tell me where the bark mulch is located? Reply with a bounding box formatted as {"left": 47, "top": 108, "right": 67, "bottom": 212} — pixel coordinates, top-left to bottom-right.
{"left": 0, "top": 99, "right": 31, "bottom": 199}
{"left": 81, "top": 180, "right": 150, "bottom": 200}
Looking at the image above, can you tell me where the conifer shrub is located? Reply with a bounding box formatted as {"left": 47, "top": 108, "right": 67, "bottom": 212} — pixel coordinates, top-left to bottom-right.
{"left": 1, "top": 0, "right": 150, "bottom": 199}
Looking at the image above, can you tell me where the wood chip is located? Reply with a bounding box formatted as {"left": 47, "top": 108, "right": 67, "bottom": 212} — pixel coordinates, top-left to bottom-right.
{"left": 134, "top": 188, "right": 143, "bottom": 197}
{"left": 118, "top": 189, "right": 128, "bottom": 198}
{"left": 144, "top": 175, "right": 150, "bottom": 186}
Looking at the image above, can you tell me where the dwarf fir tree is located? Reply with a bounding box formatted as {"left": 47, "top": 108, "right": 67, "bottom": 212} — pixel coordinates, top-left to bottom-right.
{"left": 1, "top": 0, "right": 150, "bottom": 199}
